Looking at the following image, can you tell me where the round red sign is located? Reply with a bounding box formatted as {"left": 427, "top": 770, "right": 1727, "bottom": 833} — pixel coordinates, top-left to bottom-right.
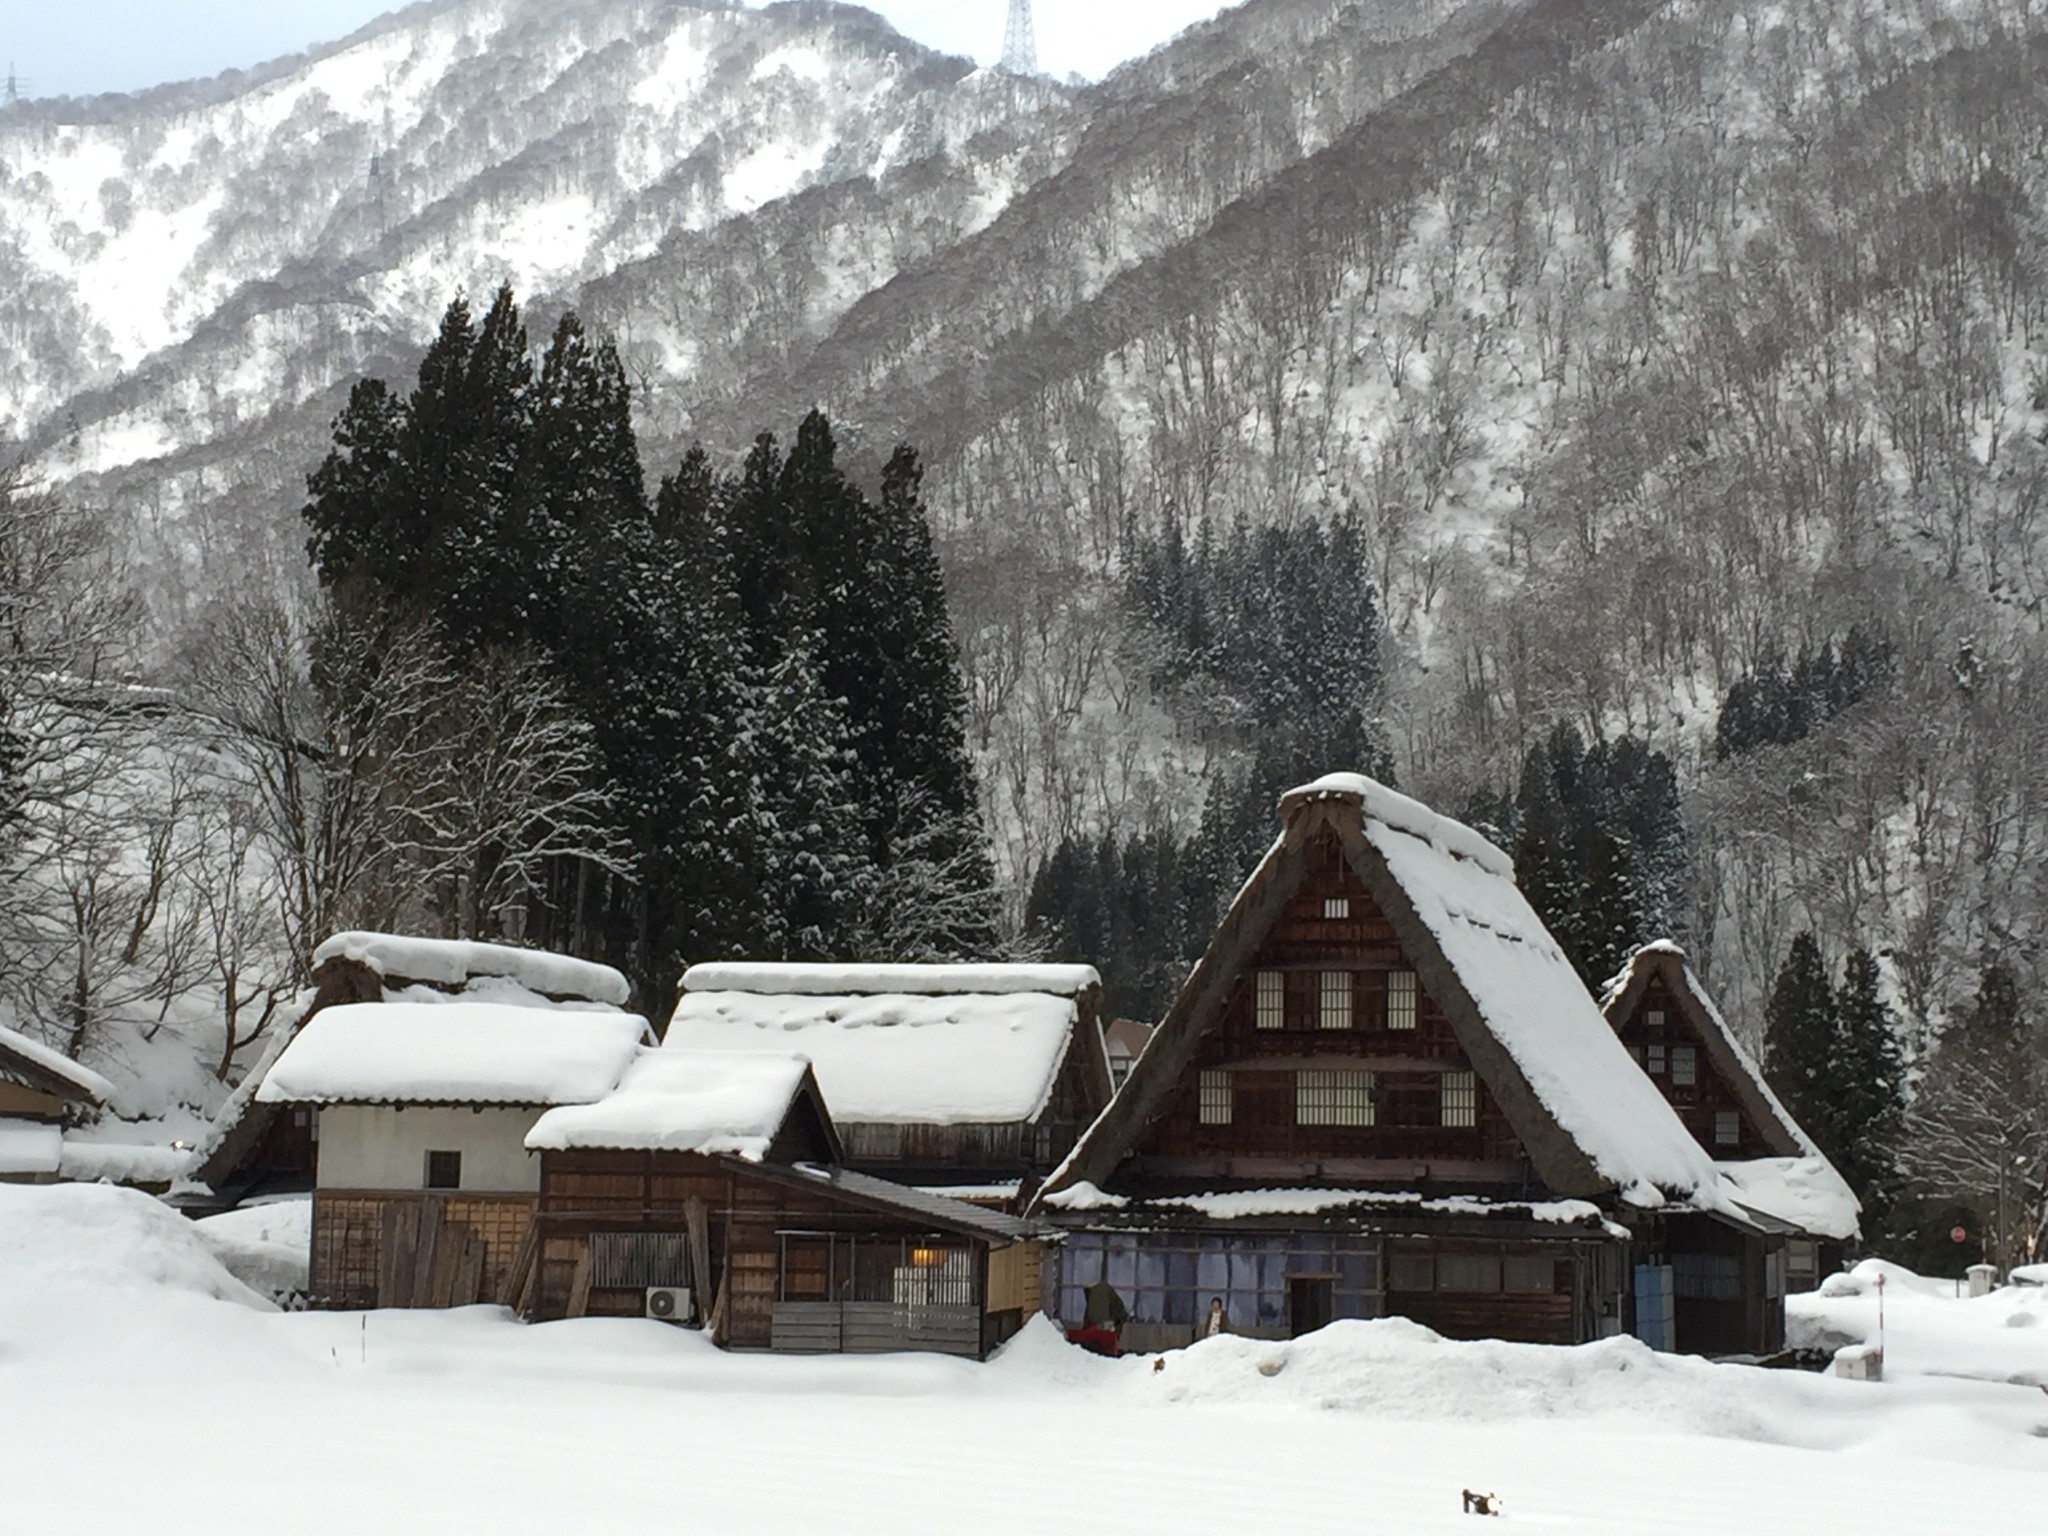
{"left": 1951, "top": 1226, "right": 1969, "bottom": 1243}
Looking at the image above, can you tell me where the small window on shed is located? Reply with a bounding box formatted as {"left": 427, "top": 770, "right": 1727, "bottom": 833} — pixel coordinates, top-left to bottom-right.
{"left": 1504, "top": 1255, "right": 1556, "bottom": 1294}
{"left": 1389, "top": 1251, "right": 1435, "bottom": 1292}
{"left": 1387, "top": 969, "right": 1419, "bottom": 1031}
{"left": 1199, "top": 1071, "right": 1233, "bottom": 1126}
{"left": 1437, "top": 1253, "right": 1502, "bottom": 1293}
{"left": 1324, "top": 897, "right": 1351, "bottom": 920}
{"left": 424, "top": 1150, "right": 462, "bottom": 1191}
{"left": 1440, "top": 1070, "right": 1478, "bottom": 1129}
{"left": 1714, "top": 1111, "right": 1741, "bottom": 1148}
{"left": 1671, "top": 1045, "right": 1697, "bottom": 1087}
{"left": 1255, "top": 970, "right": 1286, "bottom": 1031}
{"left": 1319, "top": 972, "right": 1354, "bottom": 1031}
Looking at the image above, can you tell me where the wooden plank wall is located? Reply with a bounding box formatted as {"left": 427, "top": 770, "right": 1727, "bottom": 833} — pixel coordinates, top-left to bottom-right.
{"left": 310, "top": 1192, "right": 534, "bottom": 1310}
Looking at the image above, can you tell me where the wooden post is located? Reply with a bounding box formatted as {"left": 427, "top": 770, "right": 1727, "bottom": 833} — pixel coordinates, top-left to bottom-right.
{"left": 498, "top": 1217, "right": 542, "bottom": 1314}
{"left": 685, "top": 1198, "right": 712, "bottom": 1324}
{"left": 566, "top": 1247, "right": 594, "bottom": 1320}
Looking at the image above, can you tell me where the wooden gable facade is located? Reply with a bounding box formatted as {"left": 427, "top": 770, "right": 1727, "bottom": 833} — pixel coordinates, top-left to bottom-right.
{"left": 1028, "top": 779, "right": 1740, "bottom": 1353}
{"left": 1129, "top": 832, "right": 1537, "bottom": 1193}
{"left": 1603, "top": 947, "right": 1800, "bottom": 1163}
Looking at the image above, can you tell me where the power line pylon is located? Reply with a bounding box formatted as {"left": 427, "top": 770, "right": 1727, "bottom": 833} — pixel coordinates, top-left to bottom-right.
{"left": 4, "top": 63, "right": 28, "bottom": 106}
{"left": 1000, "top": 0, "right": 1038, "bottom": 77}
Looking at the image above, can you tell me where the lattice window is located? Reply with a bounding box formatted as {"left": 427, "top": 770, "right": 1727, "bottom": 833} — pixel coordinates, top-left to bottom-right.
{"left": 1319, "top": 972, "right": 1353, "bottom": 1031}
{"left": 1255, "top": 970, "right": 1286, "bottom": 1031}
{"left": 1199, "top": 1070, "right": 1233, "bottom": 1125}
{"left": 1673, "top": 1252, "right": 1742, "bottom": 1301}
{"left": 1387, "top": 969, "right": 1418, "bottom": 1031}
{"left": 591, "top": 1231, "right": 691, "bottom": 1290}
{"left": 1647, "top": 1009, "right": 1666, "bottom": 1027}
{"left": 424, "top": 1150, "right": 462, "bottom": 1190}
{"left": 1671, "top": 1045, "right": 1697, "bottom": 1087}
{"left": 1646, "top": 1042, "right": 1667, "bottom": 1075}
{"left": 1715, "top": 1110, "right": 1741, "bottom": 1148}
{"left": 1440, "top": 1070, "right": 1478, "bottom": 1129}
{"left": 1324, "top": 897, "right": 1351, "bottom": 920}
{"left": 1296, "top": 1070, "right": 1375, "bottom": 1126}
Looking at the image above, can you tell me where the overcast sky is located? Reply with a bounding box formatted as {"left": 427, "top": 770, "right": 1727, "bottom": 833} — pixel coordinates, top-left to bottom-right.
{"left": 2, "top": 1, "right": 1233, "bottom": 100}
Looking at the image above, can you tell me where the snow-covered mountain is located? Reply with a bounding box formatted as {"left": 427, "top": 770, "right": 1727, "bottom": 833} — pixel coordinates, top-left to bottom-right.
{"left": 0, "top": 0, "right": 1061, "bottom": 489}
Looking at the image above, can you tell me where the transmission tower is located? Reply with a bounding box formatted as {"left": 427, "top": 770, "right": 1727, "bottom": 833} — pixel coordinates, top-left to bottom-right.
{"left": 4, "top": 64, "right": 27, "bottom": 107}
{"left": 1000, "top": 0, "right": 1038, "bottom": 77}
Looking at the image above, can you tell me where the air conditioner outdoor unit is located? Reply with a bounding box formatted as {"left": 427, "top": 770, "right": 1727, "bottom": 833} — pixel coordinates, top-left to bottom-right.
{"left": 645, "top": 1286, "right": 693, "bottom": 1323}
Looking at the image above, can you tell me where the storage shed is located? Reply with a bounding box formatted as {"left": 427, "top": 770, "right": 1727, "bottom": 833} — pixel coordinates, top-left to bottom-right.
{"left": 260, "top": 998, "right": 650, "bottom": 1308}
{"left": 524, "top": 1049, "right": 1045, "bottom": 1358}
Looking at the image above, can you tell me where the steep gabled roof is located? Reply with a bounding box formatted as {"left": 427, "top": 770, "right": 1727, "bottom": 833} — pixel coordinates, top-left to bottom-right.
{"left": 1600, "top": 943, "right": 1807, "bottom": 1159}
{"left": 0, "top": 1022, "right": 114, "bottom": 1107}
{"left": 1602, "top": 942, "right": 1861, "bottom": 1240}
{"left": 527, "top": 1051, "right": 843, "bottom": 1165}
{"left": 670, "top": 962, "right": 1113, "bottom": 1127}
{"left": 1041, "top": 774, "right": 1726, "bottom": 1208}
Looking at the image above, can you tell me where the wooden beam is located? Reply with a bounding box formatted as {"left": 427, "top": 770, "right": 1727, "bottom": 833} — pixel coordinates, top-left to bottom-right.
{"left": 566, "top": 1247, "right": 594, "bottom": 1320}
{"left": 498, "top": 1217, "right": 542, "bottom": 1314}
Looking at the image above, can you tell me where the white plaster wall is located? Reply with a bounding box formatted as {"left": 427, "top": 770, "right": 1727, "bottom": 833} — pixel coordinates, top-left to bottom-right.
{"left": 315, "top": 1105, "right": 544, "bottom": 1193}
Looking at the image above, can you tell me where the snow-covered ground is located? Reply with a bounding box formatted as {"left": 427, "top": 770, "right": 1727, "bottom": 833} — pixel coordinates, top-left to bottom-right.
{"left": 2, "top": 1184, "right": 2042, "bottom": 1533}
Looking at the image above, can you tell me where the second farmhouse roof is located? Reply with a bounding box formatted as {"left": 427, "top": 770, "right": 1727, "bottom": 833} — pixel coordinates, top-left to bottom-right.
{"left": 669, "top": 962, "right": 1110, "bottom": 1126}
{"left": 258, "top": 1002, "right": 651, "bottom": 1108}
{"left": 1603, "top": 942, "right": 1861, "bottom": 1240}
{"left": 1043, "top": 773, "right": 1727, "bottom": 1208}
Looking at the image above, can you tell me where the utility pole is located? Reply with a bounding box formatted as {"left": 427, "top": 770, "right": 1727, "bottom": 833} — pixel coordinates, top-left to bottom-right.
{"left": 1000, "top": 0, "right": 1038, "bottom": 77}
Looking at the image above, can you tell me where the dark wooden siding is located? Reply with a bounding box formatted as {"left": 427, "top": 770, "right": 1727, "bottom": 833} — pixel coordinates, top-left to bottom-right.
{"left": 1137, "top": 832, "right": 1530, "bottom": 1181}
{"left": 1616, "top": 977, "right": 1768, "bottom": 1156}
{"left": 533, "top": 1150, "right": 1013, "bottom": 1356}
{"left": 310, "top": 1191, "right": 534, "bottom": 1309}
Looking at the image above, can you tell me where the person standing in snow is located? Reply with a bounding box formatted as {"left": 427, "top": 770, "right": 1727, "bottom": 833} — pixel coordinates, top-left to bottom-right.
{"left": 1200, "top": 1296, "right": 1230, "bottom": 1338}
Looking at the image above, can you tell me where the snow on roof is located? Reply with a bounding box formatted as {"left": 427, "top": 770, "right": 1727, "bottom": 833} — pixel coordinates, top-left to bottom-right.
{"left": 0, "top": 1022, "right": 114, "bottom": 1105}
{"left": 667, "top": 989, "right": 1082, "bottom": 1125}
{"left": 1040, "top": 1182, "right": 1623, "bottom": 1234}
{"left": 1301, "top": 775, "right": 1726, "bottom": 1205}
{"left": 256, "top": 1002, "right": 649, "bottom": 1107}
{"left": 1717, "top": 1157, "right": 1861, "bottom": 1243}
{"left": 0, "top": 1121, "right": 64, "bottom": 1177}
{"left": 526, "top": 1052, "right": 814, "bottom": 1161}
{"left": 314, "top": 932, "right": 632, "bottom": 1008}
{"left": 682, "top": 962, "right": 1101, "bottom": 999}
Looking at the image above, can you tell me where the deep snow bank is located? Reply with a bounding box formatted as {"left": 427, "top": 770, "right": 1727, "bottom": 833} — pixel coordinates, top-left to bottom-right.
{"left": 1790, "top": 1258, "right": 2048, "bottom": 1386}
{"left": 194, "top": 1196, "right": 312, "bottom": 1300}
{"left": 0, "top": 1183, "right": 272, "bottom": 1309}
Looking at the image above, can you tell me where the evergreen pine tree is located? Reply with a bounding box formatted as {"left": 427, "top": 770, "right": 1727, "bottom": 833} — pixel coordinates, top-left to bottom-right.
{"left": 1763, "top": 932, "right": 1844, "bottom": 1161}
{"left": 1834, "top": 946, "right": 1909, "bottom": 1232}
